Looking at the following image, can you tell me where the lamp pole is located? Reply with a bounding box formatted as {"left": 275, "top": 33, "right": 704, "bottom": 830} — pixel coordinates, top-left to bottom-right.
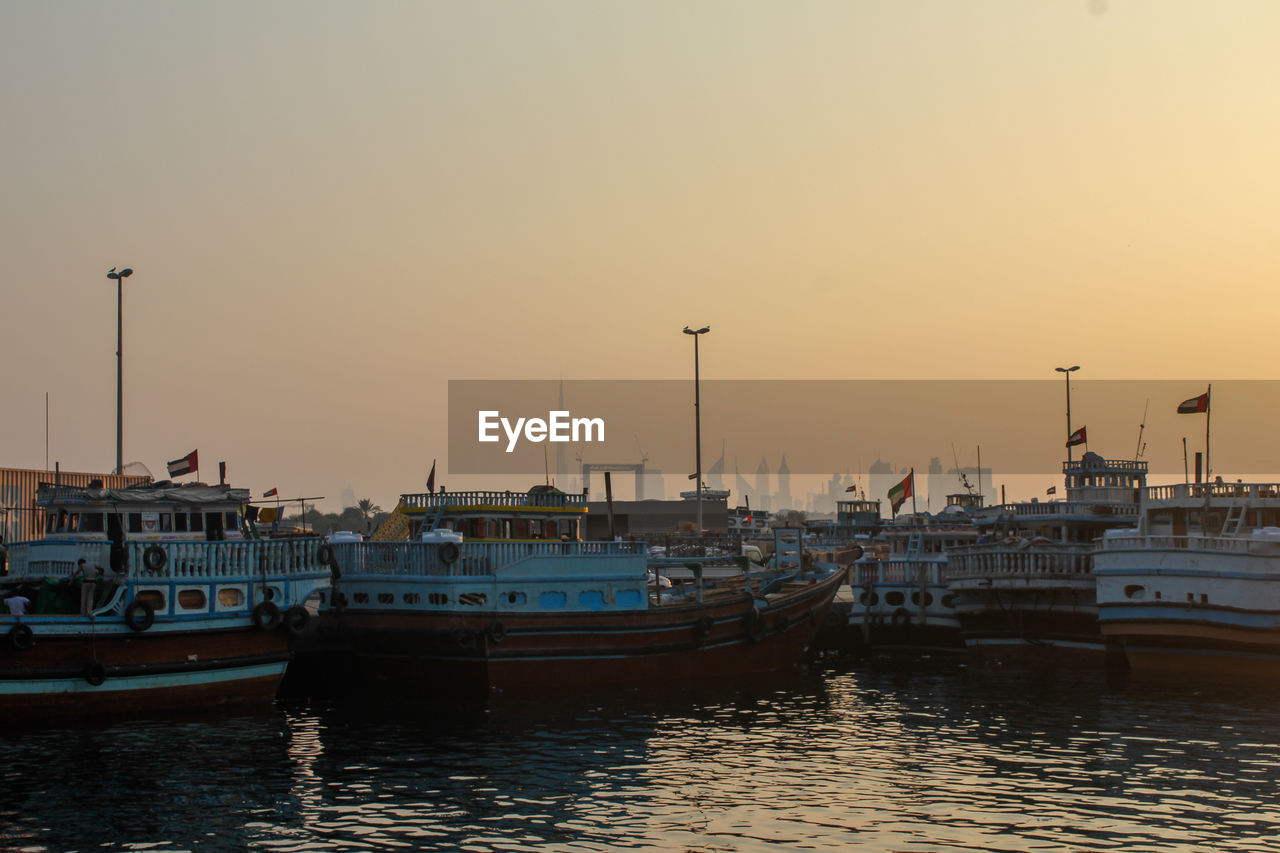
{"left": 1056, "top": 365, "right": 1080, "bottom": 463}
{"left": 107, "top": 267, "right": 133, "bottom": 475}
{"left": 683, "top": 325, "right": 710, "bottom": 535}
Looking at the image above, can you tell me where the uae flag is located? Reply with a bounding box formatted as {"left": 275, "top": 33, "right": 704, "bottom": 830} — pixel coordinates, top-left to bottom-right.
{"left": 426, "top": 459, "right": 437, "bottom": 493}
{"left": 1177, "top": 392, "right": 1210, "bottom": 414}
{"left": 167, "top": 449, "right": 198, "bottom": 478}
{"left": 1066, "top": 426, "right": 1087, "bottom": 447}
{"left": 887, "top": 471, "right": 913, "bottom": 514}
{"left": 1047, "top": 486, "right": 1057, "bottom": 495}
{"left": 263, "top": 487, "right": 278, "bottom": 498}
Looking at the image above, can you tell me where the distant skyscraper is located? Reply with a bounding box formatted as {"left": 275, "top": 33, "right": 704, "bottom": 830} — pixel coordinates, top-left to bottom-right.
{"left": 776, "top": 455, "right": 792, "bottom": 510}
{"left": 707, "top": 440, "right": 725, "bottom": 492}
{"left": 755, "top": 456, "right": 771, "bottom": 511}
{"left": 735, "top": 458, "right": 754, "bottom": 508}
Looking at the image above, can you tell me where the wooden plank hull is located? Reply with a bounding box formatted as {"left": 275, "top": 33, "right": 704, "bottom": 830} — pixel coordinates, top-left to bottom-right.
{"left": 299, "top": 569, "right": 846, "bottom": 696}
{"left": 0, "top": 626, "right": 293, "bottom": 721}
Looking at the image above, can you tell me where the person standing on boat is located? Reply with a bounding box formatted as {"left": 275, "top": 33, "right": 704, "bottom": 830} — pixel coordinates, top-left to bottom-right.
{"left": 72, "top": 558, "right": 103, "bottom": 615}
{"left": 4, "top": 591, "right": 29, "bottom": 615}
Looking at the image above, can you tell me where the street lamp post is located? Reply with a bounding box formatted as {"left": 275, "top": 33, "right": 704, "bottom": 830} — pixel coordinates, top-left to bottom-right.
{"left": 107, "top": 267, "right": 133, "bottom": 474}
{"left": 1055, "top": 365, "right": 1080, "bottom": 463}
{"left": 683, "top": 325, "right": 710, "bottom": 535}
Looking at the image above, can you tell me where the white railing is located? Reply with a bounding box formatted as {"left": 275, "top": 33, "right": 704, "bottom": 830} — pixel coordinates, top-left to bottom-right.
{"left": 945, "top": 543, "right": 1094, "bottom": 578}
{"left": 977, "top": 502, "right": 1139, "bottom": 520}
{"left": 8, "top": 538, "right": 332, "bottom": 581}
{"left": 1098, "top": 534, "right": 1265, "bottom": 555}
{"left": 1145, "top": 483, "right": 1280, "bottom": 502}
{"left": 332, "top": 539, "right": 647, "bottom": 577}
{"left": 853, "top": 560, "right": 945, "bottom": 586}
{"left": 400, "top": 490, "right": 588, "bottom": 509}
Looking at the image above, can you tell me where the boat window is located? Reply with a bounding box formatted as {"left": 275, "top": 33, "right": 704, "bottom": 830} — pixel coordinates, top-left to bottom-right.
{"left": 175, "top": 513, "right": 188, "bottom": 532}
{"left": 885, "top": 591, "right": 905, "bottom": 606}
{"left": 377, "top": 593, "right": 393, "bottom": 605}
{"left": 529, "top": 520, "right": 543, "bottom": 539}
{"left": 218, "top": 588, "right": 244, "bottom": 607}
{"left": 142, "top": 512, "right": 160, "bottom": 534}
{"left": 160, "top": 514, "right": 173, "bottom": 532}
{"left": 46, "top": 512, "right": 56, "bottom": 534}
{"left": 578, "top": 590, "right": 605, "bottom": 610}
{"left": 505, "top": 591, "right": 527, "bottom": 606}
{"left": 512, "top": 519, "right": 530, "bottom": 538}
{"left": 225, "top": 512, "right": 237, "bottom": 529}
{"left": 190, "top": 513, "right": 204, "bottom": 532}
{"left": 353, "top": 593, "right": 369, "bottom": 604}
{"left": 82, "top": 512, "right": 105, "bottom": 533}
{"left": 136, "top": 589, "right": 165, "bottom": 610}
{"left": 404, "top": 593, "right": 420, "bottom": 605}
{"left": 539, "top": 591, "right": 567, "bottom": 609}
{"left": 178, "top": 589, "right": 207, "bottom": 610}
{"left": 67, "top": 514, "right": 80, "bottom": 532}
{"left": 128, "top": 513, "right": 143, "bottom": 534}
{"left": 428, "top": 593, "right": 448, "bottom": 605}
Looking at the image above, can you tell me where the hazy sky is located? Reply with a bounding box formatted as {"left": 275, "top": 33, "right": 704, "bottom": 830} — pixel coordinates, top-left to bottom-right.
{"left": 3, "top": 2, "right": 1279, "bottom": 511}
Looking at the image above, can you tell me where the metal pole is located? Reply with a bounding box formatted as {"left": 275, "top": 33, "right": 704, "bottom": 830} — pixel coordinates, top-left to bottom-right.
{"left": 1064, "top": 370, "right": 1072, "bottom": 464}
{"left": 116, "top": 275, "right": 123, "bottom": 475}
{"left": 684, "top": 325, "right": 710, "bottom": 535}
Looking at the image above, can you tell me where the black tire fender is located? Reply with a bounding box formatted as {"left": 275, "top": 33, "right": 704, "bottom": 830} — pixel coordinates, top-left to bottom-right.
{"left": 143, "top": 544, "right": 167, "bottom": 573}
{"left": 125, "top": 599, "right": 156, "bottom": 632}
{"left": 84, "top": 661, "right": 107, "bottom": 686}
{"left": 439, "top": 542, "right": 461, "bottom": 565}
{"left": 316, "top": 544, "right": 334, "bottom": 566}
{"left": 283, "top": 605, "right": 310, "bottom": 636}
{"left": 8, "top": 623, "right": 34, "bottom": 651}
{"left": 253, "top": 600, "right": 281, "bottom": 631}
{"left": 891, "top": 607, "right": 911, "bottom": 626}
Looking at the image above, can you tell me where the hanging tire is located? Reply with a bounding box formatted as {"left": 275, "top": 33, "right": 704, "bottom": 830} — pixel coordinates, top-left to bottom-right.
{"left": 143, "top": 544, "right": 167, "bottom": 573}
{"left": 316, "top": 544, "right": 334, "bottom": 566}
{"left": 487, "top": 620, "right": 507, "bottom": 644}
{"left": 283, "top": 606, "right": 310, "bottom": 636}
{"left": 84, "top": 661, "right": 107, "bottom": 687}
{"left": 454, "top": 628, "right": 476, "bottom": 649}
{"left": 331, "top": 591, "right": 348, "bottom": 611}
{"left": 253, "top": 600, "right": 281, "bottom": 631}
{"left": 8, "top": 623, "right": 34, "bottom": 651}
{"left": 891, "top": 607, "right": 911, "bottom": 626}
{"left": 125, "top": 600, "right": 155, "bottom": 632}
{"left": 696, "top": 614, "right": 715, "bottom": 639}
{"left": 439, "top": 542, "right": 461, "bottom": 565}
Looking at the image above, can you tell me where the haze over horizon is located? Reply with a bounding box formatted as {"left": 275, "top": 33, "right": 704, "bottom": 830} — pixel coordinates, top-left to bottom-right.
{"left": 4, "top": 2, "right": 1279, "bottom": 512}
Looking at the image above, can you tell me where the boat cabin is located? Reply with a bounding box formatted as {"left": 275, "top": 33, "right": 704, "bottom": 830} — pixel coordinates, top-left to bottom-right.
{"left": 398, "top": 486, "right": 588, "bottom": 542}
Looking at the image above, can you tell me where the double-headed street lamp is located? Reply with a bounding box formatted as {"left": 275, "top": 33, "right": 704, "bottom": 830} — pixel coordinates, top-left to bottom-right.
{"left": 683, "top": 325, "right": 710, "bottom": 535}
{"left": 1056, "top": 365, "right": 1080, "bottom": 463}
{"left": 108, "top": 267, "right": 133, "bottom": 475}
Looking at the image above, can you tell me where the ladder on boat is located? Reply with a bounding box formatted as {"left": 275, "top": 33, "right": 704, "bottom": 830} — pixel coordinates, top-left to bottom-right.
{"left": 1223, "top": 504, "right": 1246, "bottom": 537}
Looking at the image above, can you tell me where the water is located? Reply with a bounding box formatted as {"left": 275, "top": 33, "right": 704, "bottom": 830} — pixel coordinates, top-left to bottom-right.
{"left": 4, "top": 658, "right": 1280, "bottom": 852}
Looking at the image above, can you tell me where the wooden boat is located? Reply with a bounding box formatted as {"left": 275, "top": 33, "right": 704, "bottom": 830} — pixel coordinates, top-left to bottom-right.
{"left": 306, "top": 486, "right": 846, "bottom": 695}
{"left": 943, "top": 452, "right": 1144, "bottom": 666}
{"left": 0, "top": 481, "right": 332, "bottom": 721}
{"left": 1095, "top": 480, "right": 1280, "bottom": 680}
{"left": 845, "top": 494, "right": 984, "bottom": 655}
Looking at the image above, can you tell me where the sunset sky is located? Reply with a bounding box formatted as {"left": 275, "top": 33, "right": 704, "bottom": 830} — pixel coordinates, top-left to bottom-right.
{"left": 3, "top": 2, "right": 1278, "bottom": 512}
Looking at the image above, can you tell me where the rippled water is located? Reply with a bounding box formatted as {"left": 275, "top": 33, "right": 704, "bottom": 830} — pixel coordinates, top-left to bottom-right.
{"left": 4, "top": 658, "right": 1280, "bottom": 852}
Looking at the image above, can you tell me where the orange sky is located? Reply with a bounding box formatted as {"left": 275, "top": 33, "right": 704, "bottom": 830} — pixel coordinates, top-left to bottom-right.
{"left": 3, "top": 2, "right": 1279, "bottom": 512}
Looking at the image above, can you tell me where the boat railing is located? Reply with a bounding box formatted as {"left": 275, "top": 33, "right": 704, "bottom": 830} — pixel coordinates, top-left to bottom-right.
{"left": 6, "top": 538, "right": 331, "bottom": 580}
{"left": 1098, "top": 533, "right": 1274, "bottom": 554}
{"left": 1144, "top": 483, "right": 1280, "bottom": 503}
{"left": 976, "top": 501, "right": 1139, "bottom": 520}
{"left": 853, "top": 559, "right": 945, "bottom": 586}
{"left": 129, "top": 539, "right": 332, "bottom": 578}
{"left": 944, "top": 542, "right": 1095, "bottom": 579}
{"left": 399, "top": 490, "right": 588, "bottom": 510}
{"left": 331, "top": 539, "right": 647, "bottom": 577}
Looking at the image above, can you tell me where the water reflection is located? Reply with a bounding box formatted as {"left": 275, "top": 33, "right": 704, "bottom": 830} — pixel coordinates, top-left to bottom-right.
{"left": 3, "top": 661, "right": 1280, "bottom": 851}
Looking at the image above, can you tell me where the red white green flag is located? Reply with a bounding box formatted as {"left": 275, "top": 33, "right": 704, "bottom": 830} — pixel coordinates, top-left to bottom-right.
{"left": 1177, "top": 392, "right": 1209, "bottom": 414}
{"left": 887, "top": 471, "right": 913, "bottom": 514}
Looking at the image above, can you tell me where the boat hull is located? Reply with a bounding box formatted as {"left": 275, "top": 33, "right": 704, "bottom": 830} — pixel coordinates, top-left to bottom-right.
{"left": 304, "top": 569, "right": 845, "bottom": 696}
{"left": 0, "top": 624, "right": 293, "bottom": 721}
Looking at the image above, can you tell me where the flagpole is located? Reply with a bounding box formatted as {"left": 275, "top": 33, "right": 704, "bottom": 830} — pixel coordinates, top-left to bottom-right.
{"left": 910, "top": 468, "right": 916, "bottom": 518}
{"left": 1205, "top": 384, "right": 1212, "bottom": 482}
